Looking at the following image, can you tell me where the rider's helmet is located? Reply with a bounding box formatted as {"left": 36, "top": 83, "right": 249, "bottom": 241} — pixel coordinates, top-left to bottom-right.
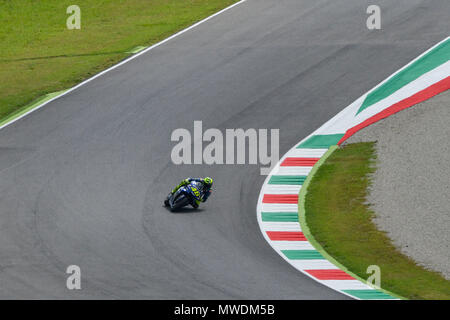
{"left": 203, "top": 177, "right": 213, "bottom": 187}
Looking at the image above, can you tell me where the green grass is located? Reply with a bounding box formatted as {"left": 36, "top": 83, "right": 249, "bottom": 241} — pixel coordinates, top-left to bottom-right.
{"left": 305, "top": 142, "right": 450, "bottom": 300}
{"left": 0, "top": 0, "right": 238, "bottom": 121}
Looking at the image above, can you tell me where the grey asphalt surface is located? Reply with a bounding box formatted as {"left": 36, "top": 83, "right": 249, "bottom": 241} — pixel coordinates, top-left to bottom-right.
{"left": 346, "top": 90, "right": 450, "bottom": 280}
{"left": 0, "top": 0, "right": 449, "bottom": 299}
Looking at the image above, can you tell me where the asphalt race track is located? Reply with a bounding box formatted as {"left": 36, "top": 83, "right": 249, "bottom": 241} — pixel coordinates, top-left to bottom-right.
{"left": 0, "top": 0, "right": 448, "bottom": 299}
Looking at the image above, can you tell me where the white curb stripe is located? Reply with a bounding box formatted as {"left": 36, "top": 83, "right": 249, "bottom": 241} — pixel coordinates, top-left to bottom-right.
{"left": 272, "top": 242, "right": 316, "bottom": 250}
{"left": 264, "top": 185, "right": 302, "bottom": 194}
{"left": 273, "top": 167, "right": 313, "bottom": 176}
{"left": 321, "top": 280, "right": 374, "bottom": 291}
{"left": 286, "top": 149, "right": 329, "bottom": 157}
{"left": 261, "top": 203, "right": 299, "bottom": 212}
{"left": 289, "top": 260, "right": 338, "bottom": 270}
{"left": 261, "top": 222, "right": 301, "bottom": 232}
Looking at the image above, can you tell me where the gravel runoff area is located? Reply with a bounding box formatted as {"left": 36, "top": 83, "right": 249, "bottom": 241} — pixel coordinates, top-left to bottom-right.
{"left": 345, "top": 90, "right": 450, "bottom": 280}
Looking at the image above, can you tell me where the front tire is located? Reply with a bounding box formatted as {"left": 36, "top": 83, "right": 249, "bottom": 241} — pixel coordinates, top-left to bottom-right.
{"left": 170, "top": 194, "right": 190, "bottom": 211}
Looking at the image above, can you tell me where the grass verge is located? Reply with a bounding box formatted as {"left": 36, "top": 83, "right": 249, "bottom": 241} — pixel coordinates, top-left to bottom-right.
{"left": 304, "top": 142, "right": 450, "bottom": 300}
{"left": 0, "top": 0, "right": 238, "bottom": 121}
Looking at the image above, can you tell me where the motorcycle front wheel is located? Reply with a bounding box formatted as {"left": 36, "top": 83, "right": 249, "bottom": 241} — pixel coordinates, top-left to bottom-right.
{"left": 170, "top": 194, "right": 190, "bottom": 211}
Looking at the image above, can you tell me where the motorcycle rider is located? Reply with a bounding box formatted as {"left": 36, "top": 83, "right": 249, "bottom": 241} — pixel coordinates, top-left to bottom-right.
{"left": 164, "top": 177, "right": 213, "bottom": 209}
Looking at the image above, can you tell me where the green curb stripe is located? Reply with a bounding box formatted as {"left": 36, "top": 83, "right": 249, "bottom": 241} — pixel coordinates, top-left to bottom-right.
{"left": 261, "top": 212, "right": 298, "bottom": 222}
{"left": 0, "top": 90, "right": 68, "bottom": 128}
{"left": 297, "top": 145, "right": 404, "bottom": 300}
{"left": 268, "top": 175, "right": 307, "bottom": 185}
{"left": 357, "top": 38, "right": 450, "bottom": 115}
{"left": 297, "top": 134, "right": 344, "bottom": 149}
{"left": 343, "top": 290, "right": 395, "bottom": 300}
{"left": 282, "top": 250, "right": 324, "bottom": 260}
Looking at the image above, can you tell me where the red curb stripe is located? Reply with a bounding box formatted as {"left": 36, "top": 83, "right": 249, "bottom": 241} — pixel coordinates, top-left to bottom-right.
{"left": 262, "top": 194, "right": 299, "bottom": 203}
{"left": 338, "top": 76, "right": 450, "bottom": 145}
{"left": 281, "top": 157, "right": 320, "bottom": 166}
{"left": 266, "top": 231, "right": 307, "bottom": 241}
{"left": 305, "top": 269, "right": 355, "bottom": 280}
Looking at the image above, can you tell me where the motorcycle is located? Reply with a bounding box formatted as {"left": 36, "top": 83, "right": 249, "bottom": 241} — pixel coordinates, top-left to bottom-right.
{"left": 165, "top": 181, "right": 203, "bottom": 211}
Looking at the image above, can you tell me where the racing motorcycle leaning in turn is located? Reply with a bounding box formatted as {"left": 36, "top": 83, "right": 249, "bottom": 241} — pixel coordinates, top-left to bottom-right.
{"left": 164, "top": 177, "right": 213, "bottom": 211}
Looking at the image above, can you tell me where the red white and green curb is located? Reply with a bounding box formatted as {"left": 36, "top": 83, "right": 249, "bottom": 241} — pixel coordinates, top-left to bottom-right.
{"left": 257, "top": 36, "right": 450, "bottom": 300}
